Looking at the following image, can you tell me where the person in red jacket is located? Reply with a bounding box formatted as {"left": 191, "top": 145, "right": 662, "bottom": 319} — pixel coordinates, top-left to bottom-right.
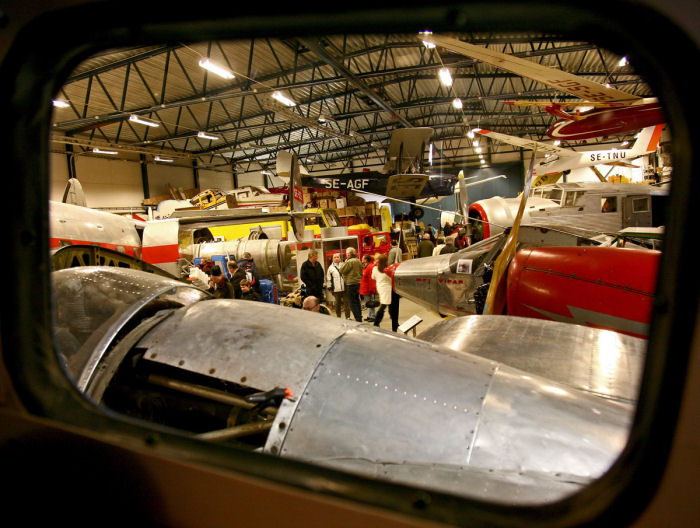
{"left": 359, "top": 254, "right": 377, "bottom": 322}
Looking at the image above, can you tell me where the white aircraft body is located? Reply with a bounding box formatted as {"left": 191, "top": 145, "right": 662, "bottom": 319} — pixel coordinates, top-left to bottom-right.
{"left": 473, "top": 124, "right": 663, "bottom": 177}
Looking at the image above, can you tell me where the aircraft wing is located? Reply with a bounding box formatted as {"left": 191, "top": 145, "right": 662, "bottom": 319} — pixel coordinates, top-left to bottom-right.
{"left": 168, "top": 208, "right": 293, "bottom": 230}
{"left": 418, "top": 315, "right": 645, "bottom": 404}
{"left": 422, "top": 34, "right": 640, "bottom": 105}
{"left": 382, "top": 127, "right": 434, "bottom": 173}
{"left": 385, "top": 173, "right": 429, "bottom": 198}
{"left": 302, "top": 172, "right": 456, "bottom": 201}
{"left": 473, "top": 128, "right": 576, "bottom": 157}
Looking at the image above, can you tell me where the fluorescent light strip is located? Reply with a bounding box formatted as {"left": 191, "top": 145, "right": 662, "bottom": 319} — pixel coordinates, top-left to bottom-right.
{"left": 52, "top": 99, "right": 70, "bottom": 108}
{"left": 92, "top": 148, "right": 118, "bottom": 155}
{"left": 439, "top": 68, "right": 453, "bottom": 87}
{"left": 197, "top": 131, "right": 220, "bottom": 141}
{"left": 129, "top": 114, "right": 160, "bottom": 127}
{"left": 272, "top": 91, "right": 297, "bottom": 107}
{"left": 198, "top": 58, "right": 235, "bottom": 80}
{"left": 155, "top": 156, "right": 173, "bottom": 162}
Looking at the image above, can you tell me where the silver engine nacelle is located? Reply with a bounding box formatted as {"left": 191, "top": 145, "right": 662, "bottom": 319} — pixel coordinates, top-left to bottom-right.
{"left": 192, "top": 238, "right": 291, "bottom": 276}
{"left": 52, "top": 266, "right": 639, "bottom": 505}
{"left": 468, "top": 196, "right": 559, "bottom": 242}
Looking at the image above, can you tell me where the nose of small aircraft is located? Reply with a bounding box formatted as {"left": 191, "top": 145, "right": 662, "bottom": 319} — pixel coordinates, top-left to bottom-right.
{"left": 385, "top": 262, "right": 400, "bottom": 289}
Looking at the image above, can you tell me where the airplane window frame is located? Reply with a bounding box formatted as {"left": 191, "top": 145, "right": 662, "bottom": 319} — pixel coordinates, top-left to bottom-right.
{"left": 2, "top": 2, "right": 698, "bottom": 527}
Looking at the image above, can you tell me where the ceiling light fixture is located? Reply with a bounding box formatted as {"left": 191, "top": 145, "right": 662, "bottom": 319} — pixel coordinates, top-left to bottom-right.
{"left": 92, "top": 148, "right": 118, "bottom": 155}
{"left": 272, "top": 91, "right": 297, "bottom": 107}
{"left": 52, "top": 99, "right": 70, "bottom": 108}
{"left": 419, "top": 31, "right": 435, "bottom": 48}
{"left": 198, "top": 58, "right": 235, "bottom": 80}
{"left": 452, "top": 97, "right": 463, "bottom": 109}
{"left": 618, "top": 56, "right": 629, "bottom": 67}
{"left": 438, "top": 68, "right": 453, "bottom": 87}
{"left": 129, "top": 114, "right": 160, "bottom": 127}
{"left": 197, "top": 131, "right": 220, "bottom": 141}
{"left": 154, "top": 156, "right": 173, "bottom": 162}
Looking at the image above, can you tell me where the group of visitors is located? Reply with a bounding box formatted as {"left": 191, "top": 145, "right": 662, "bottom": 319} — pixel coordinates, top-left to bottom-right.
{"left": 205, "top": 253, "right": 263, "bottom": 302}
{"left": 202, "top": 229, "right": 423, "bottom": 332}
{"left": 299, "top": 237, "right": 402, "bottom": 331}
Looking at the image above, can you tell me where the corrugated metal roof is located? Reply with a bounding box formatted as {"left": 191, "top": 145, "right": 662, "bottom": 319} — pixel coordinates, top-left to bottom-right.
{"left": 50, "top": 32, "right": 655, "bottom": 174}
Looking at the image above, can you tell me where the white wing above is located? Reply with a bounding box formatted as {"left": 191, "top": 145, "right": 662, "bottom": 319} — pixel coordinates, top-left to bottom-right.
{"left": 472, "top": 128, "right": 577, "bottom": 157}
{"left": 422, "top": 34, "right": 640, "bottom": 105}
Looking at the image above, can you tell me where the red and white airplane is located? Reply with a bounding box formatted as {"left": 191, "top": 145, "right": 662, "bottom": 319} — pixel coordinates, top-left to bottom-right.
{"left": 420, "top": 33, "right": 665, "bottom": 140}
{"left": 473, "top": 124, "right": 663, "bottom": 178}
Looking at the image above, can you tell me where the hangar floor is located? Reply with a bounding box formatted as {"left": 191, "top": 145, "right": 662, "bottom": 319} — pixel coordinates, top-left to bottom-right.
{"left": 354, "top": 296, "right": 446, "bottom": 336}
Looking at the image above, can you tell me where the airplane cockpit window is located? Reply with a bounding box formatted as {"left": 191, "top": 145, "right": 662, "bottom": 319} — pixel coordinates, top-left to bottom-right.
{"left": 18, "top": 4, "right": 693, "bottom": 524}
{"left": 541, "top": 188, "right": 562, "bottom": 203}
{"left": 563, "top": 191, "right": 583, "bottom": 207}
{"left": 602, "top": 196, "right": 618, "bottom": 213}
{"left": 633, "top": 197, "right": 650, "bottom": 213}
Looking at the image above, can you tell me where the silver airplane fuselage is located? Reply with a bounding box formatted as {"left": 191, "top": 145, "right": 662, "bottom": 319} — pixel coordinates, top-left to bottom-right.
{"left": 52, "top": 266, "right": 643, "bottom": 505}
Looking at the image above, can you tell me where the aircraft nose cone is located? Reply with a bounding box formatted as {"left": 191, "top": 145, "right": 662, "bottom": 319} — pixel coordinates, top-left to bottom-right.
{"left": 385, "top": 262, "right": 400, "bottom": 289}
{"left": 385, "top": 263, "right": 399, "bottom": 279}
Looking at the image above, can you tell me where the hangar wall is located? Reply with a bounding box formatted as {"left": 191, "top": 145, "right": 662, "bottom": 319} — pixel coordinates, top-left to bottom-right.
{"left": 50, "top": 152, "right": 237, "bottom": 209}
{"left": 199, "top": 169, "right": 234, "bottom": 190}
{"left": 49, "top": 146, "right": 625, "bottom": 212}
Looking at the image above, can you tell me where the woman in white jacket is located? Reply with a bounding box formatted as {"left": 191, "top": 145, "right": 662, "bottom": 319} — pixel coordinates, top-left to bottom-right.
{"left": 371, "top": 253, "right": 392, "bottom": 327}
{"left": 326, "top": 253, "right": 350, "bottom": 318}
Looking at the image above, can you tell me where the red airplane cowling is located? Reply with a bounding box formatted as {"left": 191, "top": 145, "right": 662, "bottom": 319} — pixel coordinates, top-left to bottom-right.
{"left": 506, "top": 246, "right": 659, "bottom": 338}
{"left": 546, "top": 102, "right": 665, "bottom": 140}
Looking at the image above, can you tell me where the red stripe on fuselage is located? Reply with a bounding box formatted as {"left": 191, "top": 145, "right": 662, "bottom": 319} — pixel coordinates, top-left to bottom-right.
{"left": 141, "top": 244, "right": 180, "bottom": 264}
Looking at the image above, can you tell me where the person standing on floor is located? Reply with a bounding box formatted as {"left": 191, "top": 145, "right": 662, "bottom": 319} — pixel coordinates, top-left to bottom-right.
{"left": 386, "top": 235, "right": 402, "bottom": 332}
{"left": 300, "top": 249, "right": 325, "bottom": 301}
{"left": 417, "top": 233, "right": 435, "bottom": 258}
{"left": 339, "top": 247, "right": 363, "bottom": 322}
{"left": 387, "top": 235, "right": 402, "bottom": 266}
{"left": 326, "top": 253, "right": 351, "bottom": 319}
{"left": 359, "top": 254, "right": 377, "bottom": 322}
{"left": 371, "top": 253, "right": 393, "bottom": 328}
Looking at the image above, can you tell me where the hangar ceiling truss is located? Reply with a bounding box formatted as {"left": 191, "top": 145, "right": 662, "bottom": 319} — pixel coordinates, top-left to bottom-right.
{"left": 50, "top": 33, "right": 652, "bottom": 176}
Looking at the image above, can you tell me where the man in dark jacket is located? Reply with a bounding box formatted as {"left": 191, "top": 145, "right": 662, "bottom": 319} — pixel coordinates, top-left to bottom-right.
{"left": 300, "top": 249, "right": 325, "bottom": 300}
{"left": 417, "top": 233, "right": 435, "bottom": 258}
{"left": 440, "top": 237, "right": 458, "bottom": 254}
{"left": 227, "top": 259, "right": 247, "bottom": 299}
{"left": 208, "top": 265, "right": 234, "bottom": 299}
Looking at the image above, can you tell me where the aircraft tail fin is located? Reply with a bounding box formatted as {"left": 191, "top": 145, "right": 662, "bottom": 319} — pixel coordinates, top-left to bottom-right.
{"left": 276, "top": 150, "right": 309, "bottom": 183}
{"left": 287, "top": 152, "right": 306, "bottom": 239}
{"left": 62, "top": 177, "right": 87, "bottom": 207}
{"left": 631, "top": 124, "right": 663, "bottom": 155}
